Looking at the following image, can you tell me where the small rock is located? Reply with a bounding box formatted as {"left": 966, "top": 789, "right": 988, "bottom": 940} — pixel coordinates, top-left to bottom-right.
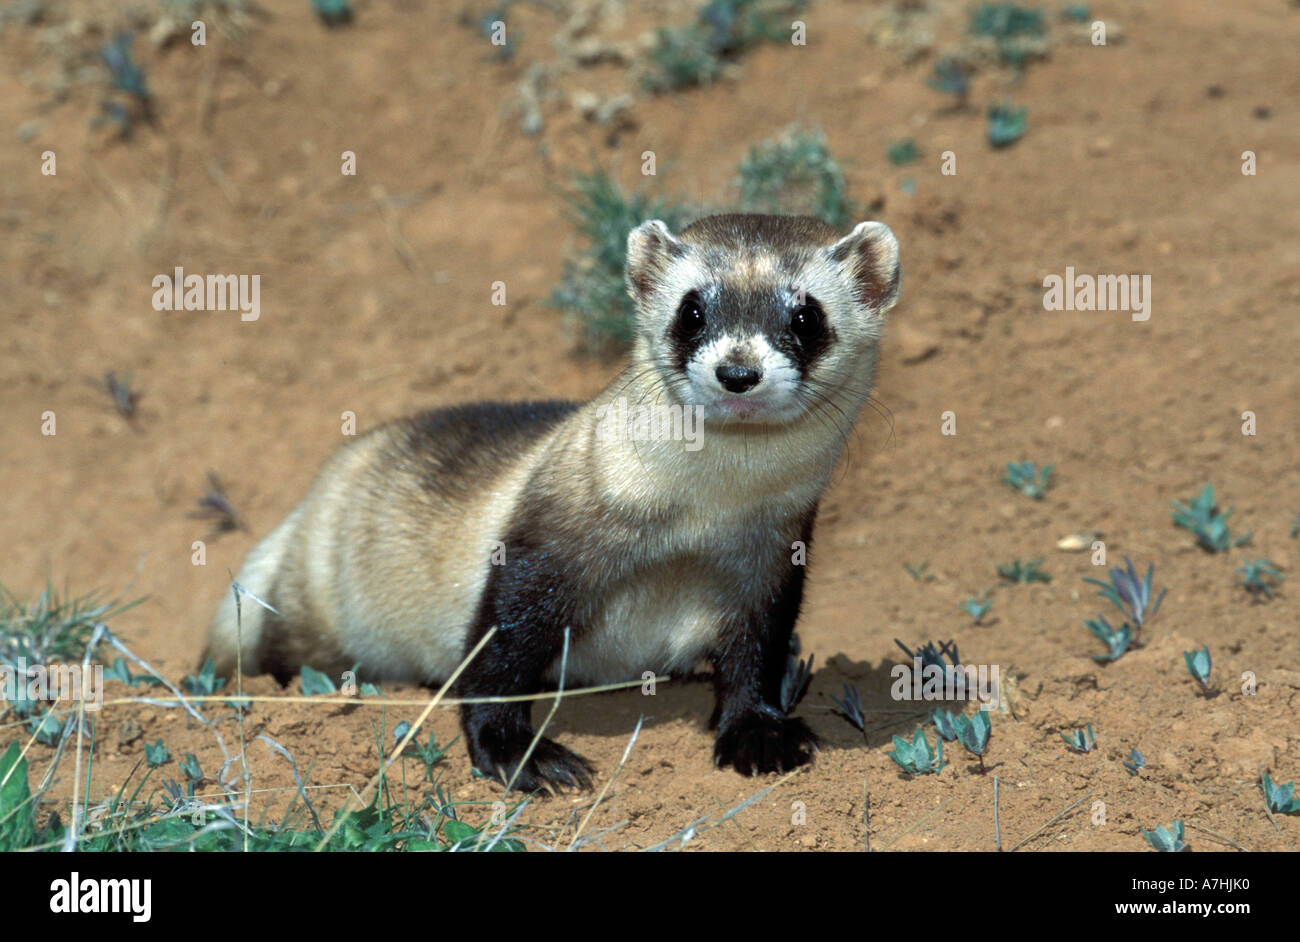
{"left": 118, "top": 718, "right": 143, "bottom": 747}
{"left": 1086, "top": 136, "right": 1112, "bottom": 157}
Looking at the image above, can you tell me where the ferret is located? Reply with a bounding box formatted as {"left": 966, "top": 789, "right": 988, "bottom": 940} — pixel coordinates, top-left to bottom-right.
{"left": 203, "top": 213, "right": 901, "bottom": 792}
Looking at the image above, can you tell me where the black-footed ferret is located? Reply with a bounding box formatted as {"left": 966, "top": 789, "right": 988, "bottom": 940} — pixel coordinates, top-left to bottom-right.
{"left": 203, "top": 213, "right": 901, "bottom": 792}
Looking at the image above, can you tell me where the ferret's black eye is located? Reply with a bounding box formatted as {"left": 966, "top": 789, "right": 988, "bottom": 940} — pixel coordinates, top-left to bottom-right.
{"left": 790, "top": 300, "right": 823, "bottom": 340}
{"left": 676, "top": 292, "right": 705, "bottom": 335}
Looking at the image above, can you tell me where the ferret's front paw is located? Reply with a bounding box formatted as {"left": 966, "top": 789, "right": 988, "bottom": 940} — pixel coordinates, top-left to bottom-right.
{"left": 472, "top": 733, "right": 595, "bottom": 794}
{"left": 714, "top": 712, "right": 819, "bottom": 776}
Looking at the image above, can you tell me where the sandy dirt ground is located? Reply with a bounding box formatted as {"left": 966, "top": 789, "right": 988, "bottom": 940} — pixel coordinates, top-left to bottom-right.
{"left": 2, "top": 0, "right": 1298, "bottom": 851}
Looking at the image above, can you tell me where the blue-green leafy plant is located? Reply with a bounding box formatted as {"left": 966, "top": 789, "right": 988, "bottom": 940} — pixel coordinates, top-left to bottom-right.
{"left": 178, "top": 754, "right": 204, "bottom": 783}
{"left": 312, "top": 0, "right": 353, "bottom": 26}
{"left": 829, "top": 683, "right": 866, "bottom": 734}
{"left": 970, "top": 3, "right": 1046, "bottom": 68}
{"left": 780, "top": 651, "right": 814, "bottom": 715}
{"left": 300, "top": 665, "right": 337, "bottom": 696}
{"left": 1061, "top": 724, "right": 1095, "bottom": 754}
{"left": 1290, "top": 511, "right": 1300, "bottom": 539}
{"left": 998, "top": 558, "right": 1050, "bottom": 583}
{"left": 888, "top": 729, "right": 946, "bottom": 776}
{"left": 927, "top": 56, "right": 970, "bottom": 108}
{"left": 145, "top": 739, "right": 170, "bottom": 768}
{"left": 1063, "top": 3, "right": 1091, "bottom": 22}
{"left": 903, "top": 562, "right": 936, "bottom": 583}
{"left": 1003, "top": 461, "right": 1052, "bottom": 499}
{"left": 987, "top": 102, "right": 1028, "bottom": 147}
{"left": 1084, "top": 616, "right": 1132, "bottom": 663}
{"left": 960, "top": 598, "right": 992, "bottom": 624}
{"left": 103, "top": 657, "right": 164, "bottom": 689}
{"left": 895, "top": 638, "right": 963, "bottom": 672}
{"left": 1142, "top": 820, "right": 1186, "bottom": 852}
{"left": 1234, "top": 559, "right": 1283, "bottom": 601}
{"left": 643, "top": 0, "right": 809, "bottom": 93}
{"left": 887, "top": 139, "right": 921, "bottom": 166}
{"left": 1171, "top": 484, "right": 1251, "bottom": 552}
{"left": 933, "top": 708, "right": 961, "bottom": 742}
{"left": 182, "top": 657, "right": 226, "bottom": 697}
{"left": 1123, "top": 748, "right": 1145, "bottom": 776}
{"left": 1083, "top": 558, "right": 1166, "bottom": 639}
{"left": 1184, "top": 645, "right": 1213, "bottom": 692}
{"left": 1261, "top": 771, "right": 1300, "bottom": 814}
{"left": 954, "top": 710, "right": 992, "bottom": 773}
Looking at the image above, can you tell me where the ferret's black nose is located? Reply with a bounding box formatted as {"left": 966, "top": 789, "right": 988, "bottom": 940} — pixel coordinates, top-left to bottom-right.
{"left": 715, "top": 365, "right": 762, "bottom": 394}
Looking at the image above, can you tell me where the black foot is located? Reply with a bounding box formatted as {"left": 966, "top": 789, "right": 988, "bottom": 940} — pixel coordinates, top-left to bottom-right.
{"left": 714, "top": 712, "right": 819, "bottom": 776}
{"left": 470, "top": 731, "right": 595, "bottom": 794}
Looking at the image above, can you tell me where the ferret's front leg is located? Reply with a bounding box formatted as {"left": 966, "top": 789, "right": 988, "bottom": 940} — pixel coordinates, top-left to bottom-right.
{"left": 457, "top": 546, "right": 596, "bottom": 794}
{"left": 709, "top": 528, "right": 820, "bottom": 776}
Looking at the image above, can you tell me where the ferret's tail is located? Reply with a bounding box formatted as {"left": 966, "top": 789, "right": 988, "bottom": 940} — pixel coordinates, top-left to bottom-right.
{"left": 202, "top": 512, "right": 300, "bottom": 678}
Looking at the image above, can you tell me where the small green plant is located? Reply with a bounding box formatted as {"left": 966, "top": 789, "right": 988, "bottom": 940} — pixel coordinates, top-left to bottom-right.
{"left": 1234, "top": 558, "right": 1283, "bottom": 601}
{"left": 1084, "top": 616, "right": 1132, "bottom": 663}
{"left": 1063, "top": 3, "right": 1091, "bottom": 22}
{"left": 1083, "top": 558, "right": 1166, "bottom": 639}
{"left": 888, "top": 729, "right": 947, "bottom": 776}
{"left": 987, "top": 102, "right": 1028, "bottom": 147}
{"left": 953, "top": 710, "right": 992, "bottom": 772}
{"left": 829, "top": 683, "right": 866, "bottom": 734}
{"left": 998, "top": 558, "right": 1050, "bottom": 583}
{"left": 887, "top": 139, "right": 921, "bottom": 166}
{"left": 103, "top": 656, "right": 164, "bottom": 688}
{"left": 1290, "top": 511, "right": 1300, "bottom": 539}
{"left": 1142, "top": 820, "right": 1186, "bottom": 852}
{"left": 735, "top": 126, "right": 857, "bottom": 227}
{"left": 927, "top": 56, "right": 970, "bottom": 108}
{"left": 144, "top": 739, "right": 170, "bottom": 767}
{"left": 300, "top": 664, "right": 337, "bottom": 696}
{"left": 1184, "top": 645, "right": 1213, "bottom": 691}
{"left": 1123, "top": 748, "right": 1145, "bottom": 776}
{"left": 895, "top": 638, "right": 963, "bottom": 671}
{"left": 1061, "top": 724, "right": 1095, "bottom": 754}
{"left": 182, "top": 657, "right": 226, "bottom": 697}
{"left": 192, "top": 471, "right": 243, "bottom": 532}
{"left": 933, "top": 708, "right": 961, "bottom": 742}
{"left": 0, "top": 581, "right": 141, "bottom": 664}
{"left": 178, "top": 754, "right": 204, "bottom": 783}
{"left": 969, "top": 3, "right": 1047, "bottom": 68}
{"left": 311, "top": 0, "right": 353, "bottom": 26}
{"left": 903, "top": 562, "right": 936, "bottom": 583}
{"left": 1003, "top": 461, "right": 1052, "bottom": 498}
{"left": 551, "top": 169, "right": 694, "bottom": 353}
{"left": 1171, "top": 484, "right": 1251, "bottom": 552}
{"left": 642, "top": 0, "right": 805, "bottom": 92}
{"left": 960, "top": 598, "right": 992, "bottom": 624}
{"left": 1261, "top": 771, "right": 1300, "bottom": 814}
{"left": 406, "top": 732, "right": 454, "bottom": 783}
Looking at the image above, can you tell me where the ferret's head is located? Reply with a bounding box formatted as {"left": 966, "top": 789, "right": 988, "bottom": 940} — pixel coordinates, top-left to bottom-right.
{"left": 625, "top": 213, "right": 901, "bottom": 425}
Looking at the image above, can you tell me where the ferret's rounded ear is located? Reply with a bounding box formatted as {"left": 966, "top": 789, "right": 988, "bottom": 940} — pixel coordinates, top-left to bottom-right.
{"left": 827, "top": 221, "right": 902, "bottom": 313}
{"left": 625, "top": 219, "right": 685, "bottom": 302}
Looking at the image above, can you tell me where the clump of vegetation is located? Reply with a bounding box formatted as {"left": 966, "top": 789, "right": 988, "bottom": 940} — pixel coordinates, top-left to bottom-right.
{"left": 145, "top": 740, "right": 170, "bottom": 767}
{"left": 960, "top": 597, "right": 992, "bottom": 624}
{"left": 550, "top": 168, "right": 695, "bottom": 352}
{"left": 1234, "top": 558, "right": 1283, "bottom": 601}
{"left": 642, "top": 0, "right": 806, "bottom": 93}
{"left": 1290, "top": 511, "right": 1299, "bottom": 539}
{"left": 1084, "top": 616, "right": 1132, "bottom": 663}
{"left": 987, "top": 101, "right": 1028, "bottom": 147}
{"left": 1003, "top": 461, "right": 1052, "bottom": 498}
{"left": 1142, "top": 820, "right": 1186, "bottom": 852}
{"left": 1123, "top": 748, "right": 1145, "bottom": 776}
{"left": 887, "top": 139, "right": 921, "bottom": 166}
{"left": 888, "top": 729, "right": 947, "bottom": 776}
{"left": 1061, "top": 724, "right": 1095, "bottom": 754}
{"left": 1171, "top": 484, "right": 1251, "bottom": 552}
{"left": 953, "top": 711, "right": 992, "bottom": 773}
{"left": 99, "top": 371, "right": 140, "bottom": 420}
{"left": 969, "top": 3, "right": 1047, "bottom": 68}
{"left": 735, "top": 126, "right": 857, "bottom": 227}
{"left": 998, "top": 558, "right": 1050, "bottom": 583}
{"left": 1261, "top": 771, "right": 1300, "bottom": 814}
{"left": 0, "top": 581, "right": 139, "bottom": 665}
{"left": 103, "top": 656, "right": 163, "bottom": 688}
{"left": 927, "top": 56, "right": 971, "bottom": 108}
{"left": 1184, "top": 645, "right": 1213, "bottom": 692}
{"left": 895, "top": 638, "right": 963, "bottom": 672}
{"left": 1083, "top": 558, "right": 1166, "bottom": 641}
{"left": 311, "top": 0, "right": 353, "bottom": 26}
